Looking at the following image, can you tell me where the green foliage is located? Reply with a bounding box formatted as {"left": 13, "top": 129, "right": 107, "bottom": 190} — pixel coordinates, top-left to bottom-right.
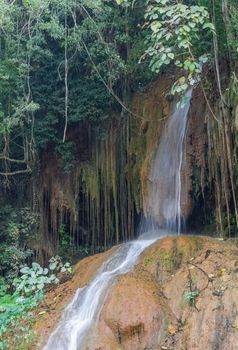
{"left": 0, "top": 0, "right": 146, "bottom": 162}
{"left": 140, "top": 0, "right": 214, "bottom": 95}
{"left": 0, "top": 0, "right": 149, "bottom": 177}
{"left": 0, "top": 284, "right": 43, "bottom": 349}
{"left": 56, "top": 142, "right": 76, "bottom": 173}
{"left": 229, "top": 2, "right": 238, "bottom": 56}
{"left": 0, "top": 256, "right": 72, "bottom": 348}
{"left": 118, "top": 0, "right": 215, "bottom": 99}
{"left": 59, "top": 224, "right": 71, "bottom": 250}
{"left": 0, "top": 206, "right": 39, "bottom": 279}
{"left": 184, "top": 290, "right": 199, "bottom": 306}
{"left": 57, "top": 223, "right": 106, "bottom": 262}
{"left": 0, "top": 295, "right": 38, "bottom": 349}
{"left": 49, "top": 256, "right": 72, "bottom": 274}
{"left": 223, "top": 214, "right": 238, "bottom": 237}
{"left": 143, "top": 256, "right": 153, "bottom": 266}
{"left": 157, "top": 251, "right": 174, "bottom": 270}
{"left": 0, "top": 205, "right": 73, "bottom": 347}
{"left": 13, "top": 262, "right": 59, "bottom": 296}
{"left": 58, "top": 224, "right": 72, "bottom": 261}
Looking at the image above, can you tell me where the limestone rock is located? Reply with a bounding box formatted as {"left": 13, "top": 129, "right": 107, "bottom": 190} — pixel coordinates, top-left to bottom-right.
{"left": 35, "top": 236, "right": 238, "bottom": 350}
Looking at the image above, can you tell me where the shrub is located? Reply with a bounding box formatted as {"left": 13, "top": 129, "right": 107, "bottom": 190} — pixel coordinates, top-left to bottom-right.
{"left": 13, "top": 262, "right": 59, "bottom": 296}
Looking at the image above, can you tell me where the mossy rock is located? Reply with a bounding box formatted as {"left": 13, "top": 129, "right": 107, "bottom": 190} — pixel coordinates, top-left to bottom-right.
{"left": 138, "top": 236, "right": 206, "bottom": 283}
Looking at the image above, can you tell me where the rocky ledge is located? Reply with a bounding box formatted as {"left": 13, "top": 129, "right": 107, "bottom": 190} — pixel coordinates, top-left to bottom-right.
{"left": 35, "top": 236, "right": 238, "bottom": 350}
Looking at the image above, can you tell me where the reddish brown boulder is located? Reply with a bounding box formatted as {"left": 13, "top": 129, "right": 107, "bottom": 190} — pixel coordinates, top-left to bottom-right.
{"left": 32, "top": 236, "right": 238, "bottom": 350}
{"left": 97, "top": 273, "right": 172, "bottom": 350}
{"left": 86, "top": 236, "right": 238, "bottom": 350}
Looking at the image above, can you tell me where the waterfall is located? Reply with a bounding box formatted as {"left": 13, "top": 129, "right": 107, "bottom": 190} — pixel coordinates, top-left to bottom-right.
{"left": 43, "top": 239, "right": 158, "bottom": 350}
{"left": 145, "top": 89, "right": 192, "bottom": 234}
{"left": 44, "top": 91, "right": 192, "bottom": 350}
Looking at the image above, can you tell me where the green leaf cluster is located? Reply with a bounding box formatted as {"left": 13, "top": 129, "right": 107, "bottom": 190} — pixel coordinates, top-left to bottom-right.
{"left": 143, "top": 0, "right": 214, "bottom": 95}
{"left": 0, "top": 255, "right": 72, "bottom": 348}
{"left": 13, "top": 262, "right": 59, "bottom": 296}
{"left": 184, "top": 290, "right": 199, "bottom": 306}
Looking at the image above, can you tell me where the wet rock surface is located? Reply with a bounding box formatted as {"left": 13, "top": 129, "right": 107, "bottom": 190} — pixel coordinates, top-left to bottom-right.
{"left": 35, "top": 236, "right": 238, "bottom": 349}
{"left": 99, "top": 273, "right": 170, "bottom": 350}
{"left": 84, "top": 236, "right": 238, "bottom": 350}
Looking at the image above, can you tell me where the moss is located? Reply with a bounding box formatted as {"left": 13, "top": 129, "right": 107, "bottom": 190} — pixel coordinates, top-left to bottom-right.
{"left": 81, "top": 163, "right": 99, "bottom": 201}
{"left": 191, "top": 273, "right": 198, "bottom": 285}
{"left": 179, "top": 298, "right": 186, "bottom": 310}
{"left": 191, "top": 237, "right": 203, "bottom": 252}
{"left": 37, "top": 78, "right": 175, "bottom": 256}
{"left": 116, "top": 292, "right": 123, "bottom": 301}
{"left": 157, "top": 251, "right": 174, "bottom": 271}
{"left": 143, "top": 256, "right": 154, "bottom": 267}
{"left": 178, "top": 245, "right": 185, "bottom": 258}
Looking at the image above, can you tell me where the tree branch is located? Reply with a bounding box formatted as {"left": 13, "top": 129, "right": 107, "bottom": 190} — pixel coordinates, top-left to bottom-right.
{"left": 0, "top": 155, "right": 32, "bottom": 164}
{"left": 0, "top": 168, "right": 32, "bottom": 176}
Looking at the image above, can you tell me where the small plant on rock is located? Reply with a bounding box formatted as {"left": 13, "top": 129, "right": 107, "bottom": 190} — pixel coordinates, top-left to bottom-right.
{"left": 184, "top": 290, "right": 199, "bottom": 306}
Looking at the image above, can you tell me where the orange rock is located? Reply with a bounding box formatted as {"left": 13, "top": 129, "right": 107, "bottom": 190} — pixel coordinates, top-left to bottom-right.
{"left": 32, "top": 236, "right": 238, "bottom": 350}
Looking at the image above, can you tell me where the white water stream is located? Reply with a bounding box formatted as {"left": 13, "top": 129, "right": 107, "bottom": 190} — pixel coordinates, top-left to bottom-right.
{"left": 44, "top": 90, "right": 192, "bottom": 350}
{"left": 44, "top": 237, "right": 158, "bottom": 350}
{"left": 147, "top": 89, "right": 193, "bottom": 233}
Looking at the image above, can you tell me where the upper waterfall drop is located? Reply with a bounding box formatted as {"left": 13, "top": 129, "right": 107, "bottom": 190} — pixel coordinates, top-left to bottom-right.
{"left": 43, "top": 90, "right": 192, "bottom": 350}
{"left": 146, "top": 89, "right": 192, "bottom": 234}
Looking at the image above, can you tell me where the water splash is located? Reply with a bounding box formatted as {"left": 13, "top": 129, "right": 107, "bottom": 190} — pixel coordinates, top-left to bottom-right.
{"left": 44, "top": 90, "right": 192, "bottom": 349}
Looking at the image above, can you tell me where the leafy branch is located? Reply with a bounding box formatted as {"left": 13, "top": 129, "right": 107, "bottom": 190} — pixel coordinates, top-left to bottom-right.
{"left": 119, "top": 0, "right": 215, "bottom": 97}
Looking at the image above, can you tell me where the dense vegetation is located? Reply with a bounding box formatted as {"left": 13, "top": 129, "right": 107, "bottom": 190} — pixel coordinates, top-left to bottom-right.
{"left": 0, "top": 0, "right": 238, "bottom": 346}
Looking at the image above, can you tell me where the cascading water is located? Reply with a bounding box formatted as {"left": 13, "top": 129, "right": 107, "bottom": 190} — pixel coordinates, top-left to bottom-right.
{"left": 146, "top": 89, "right": 193, "bottom": 234}
{"left": 44, "top": 90, "right": 192, "bottom": 350}
{"left": 44, "top": 239, "right": 158, "bottom": 350}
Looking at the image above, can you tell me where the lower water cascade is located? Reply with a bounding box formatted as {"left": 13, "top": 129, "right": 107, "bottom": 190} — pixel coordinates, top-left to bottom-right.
{"left": 44, "top": 90, "right": 192, "bottom": 350}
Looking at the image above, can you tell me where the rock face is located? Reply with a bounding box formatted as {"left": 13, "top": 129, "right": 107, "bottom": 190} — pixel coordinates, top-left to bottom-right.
{"left": 33, "top": 78, "right": 207, "bottom": 262}
{"left": 83, "top": 236, "right": 238, "bottom": 350}
{"left": 35, "top": 236, "right": 238, "bottom": 350}
{"left": 181, "top": 88, "right": 207, "bottom": 220}
{"left": 99, "top": 274, "right": 170, "bottom": 350}
{"left": 33, "top": 247, "right": 117, "bottom": 348}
